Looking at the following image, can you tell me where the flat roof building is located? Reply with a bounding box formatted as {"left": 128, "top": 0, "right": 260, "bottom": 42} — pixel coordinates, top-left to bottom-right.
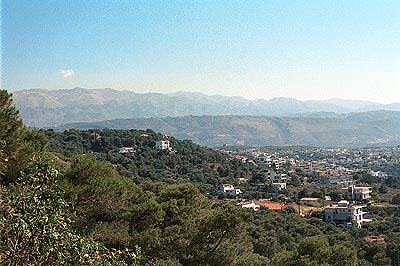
{"left": 344, "top": 185, "right": 372, "bottom": 201}
{"left": 324, "top": 200, "right": 370, "bottom": 228}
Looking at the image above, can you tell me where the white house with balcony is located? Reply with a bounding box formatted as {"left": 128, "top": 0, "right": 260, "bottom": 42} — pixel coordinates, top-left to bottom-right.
{"left": 343, "top": 185, "right": 372, "bottom": 201}
{"left": 324, "top": 200, "right": 370, "bottom": 228}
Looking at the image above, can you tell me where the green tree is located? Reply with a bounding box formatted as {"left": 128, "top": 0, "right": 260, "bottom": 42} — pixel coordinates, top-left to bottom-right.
{"left": 63, "top": 155, "right": 142, "bottom": 250}
{"left": 323, "top": 244, "right": 358, "bottom": 266}
{"left": 0, "top": 156, "right": 140, "bottom": 265}
{"left": 126, "top": 183, "right": 254, "bottom": 265}
{"left": 0, "top": 90, "right": 24, "bottom": 180}
{"left": 289, "top": 174, "right": 301, "bottom": 187}
{"left": 378, "top": 185, "right": 389, "bottom": 194}
{"left": 0, "top": 141, "right": 5, "bottom": 176}
{"left": 271, "top": 236, "right": 359, "bottom": 266}
{"left": 392, "top": 194, "right": 400, "bottom": 205}
{"left": 232, "top": 253, "right": 270, "bottom": 266}
{"left": 0, "top": 90, "right": 47, "bottom": 183}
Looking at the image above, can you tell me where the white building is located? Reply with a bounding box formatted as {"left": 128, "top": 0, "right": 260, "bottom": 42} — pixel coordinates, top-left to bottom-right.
{"left": 344, "top": 185, "right": 372, "bottom": 201}
{"left": 324, "top": 200, "right": 370, "bottom": 228}
{"left": 256, "top": 155, "right": 272, "bottom": 166}
{"left": 264, "top": 169, "right": 275, "bottom": 181}
{"left": 369, "top": 170, "right": 387, "bottom": 178}
{"left": 321, "top": 175, "right": 352, "bottom": 185}
{"left": 272, "top": 159, "right": 286, "bottom": 170}
{"left": 156, "top": 140, "right": 170, "bottom": 150}
{"left": 296, "top": 162, "right": 313, "bottom": 173}
{"left": 260, "top": 169, "right": 287, "bottom": 183}
{"left": 241, "top": 201, "right": 260, "bottom": 211}
{"left": 272, "top": 173, "right": 287, "bottom": 183}
{"left": 119, "top": 147, "right": 135, "bottom": 155}
{"left": 217, "top": 184, "right": 242, "bottom": 198}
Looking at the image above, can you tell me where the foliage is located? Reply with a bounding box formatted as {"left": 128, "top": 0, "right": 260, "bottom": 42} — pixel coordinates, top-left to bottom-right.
{"left": 392, "top": 194, "right": 400, "bottom": 205}
{"left": 0, "top": 89, "right": 47, "bottom": 183}
{"left": 271, "top": 236, "right": 359, "bottom": 266}
{"left": 58, "top": 154, "right": 256, "bottom": 265}
{"left": 0, "top": 156, "right": 140, "bottom": 265}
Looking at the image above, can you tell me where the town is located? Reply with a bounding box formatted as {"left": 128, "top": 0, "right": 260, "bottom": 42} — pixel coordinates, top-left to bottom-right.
{"left": 215, "top": 146, "right": 400, "bottom": 228}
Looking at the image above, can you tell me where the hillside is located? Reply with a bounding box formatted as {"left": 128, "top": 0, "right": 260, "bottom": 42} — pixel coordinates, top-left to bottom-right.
{"left": 58, "top": 111, "right": 400, "bottom": 147}
{"left": 45, "top": 128, "right": 255, "bottom": 194}
{"left": 13, "top": 87, "right": 397, "bottom": 127}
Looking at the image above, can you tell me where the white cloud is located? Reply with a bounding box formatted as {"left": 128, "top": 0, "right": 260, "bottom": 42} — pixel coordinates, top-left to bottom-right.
{"left": 60, "top": 69, "right": 74, "bottom": 77}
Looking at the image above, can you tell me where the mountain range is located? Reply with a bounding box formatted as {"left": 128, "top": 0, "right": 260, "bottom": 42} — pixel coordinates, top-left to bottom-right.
{"left": 13, "top": 87, "right": 400, "bottom": 128}
{"left": 12, "top": 88, "right": 400, "bottom": 147}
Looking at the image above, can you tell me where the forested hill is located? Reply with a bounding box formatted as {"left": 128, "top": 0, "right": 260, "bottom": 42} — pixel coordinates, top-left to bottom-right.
{"left": 59, "top": 112, "right": 400, "bottom": 147}
{"left": 45, "top": 128, "right": 254, "bottom": 194}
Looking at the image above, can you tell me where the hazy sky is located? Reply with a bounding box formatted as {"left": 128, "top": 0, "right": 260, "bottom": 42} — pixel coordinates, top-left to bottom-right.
{"left": 2, "top": 0, "right": 400, "bottom": 103}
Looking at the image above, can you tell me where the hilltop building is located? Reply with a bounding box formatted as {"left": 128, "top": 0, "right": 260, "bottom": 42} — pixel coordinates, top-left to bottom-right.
{"left": 156, "top": 140, "right": 170, "bottom": 150}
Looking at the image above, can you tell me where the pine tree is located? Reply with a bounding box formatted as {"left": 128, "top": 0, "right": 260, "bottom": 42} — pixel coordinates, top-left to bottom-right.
{"left": 0, "top": 89, "right": 47, "bottom": 183}
{"left": 0, "top": 90, "right": 24, "bottom": 180}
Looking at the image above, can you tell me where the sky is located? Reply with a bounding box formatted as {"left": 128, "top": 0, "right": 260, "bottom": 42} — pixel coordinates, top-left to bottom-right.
{"left": 2, "top": 0, "right": 400, "bottom": 103}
